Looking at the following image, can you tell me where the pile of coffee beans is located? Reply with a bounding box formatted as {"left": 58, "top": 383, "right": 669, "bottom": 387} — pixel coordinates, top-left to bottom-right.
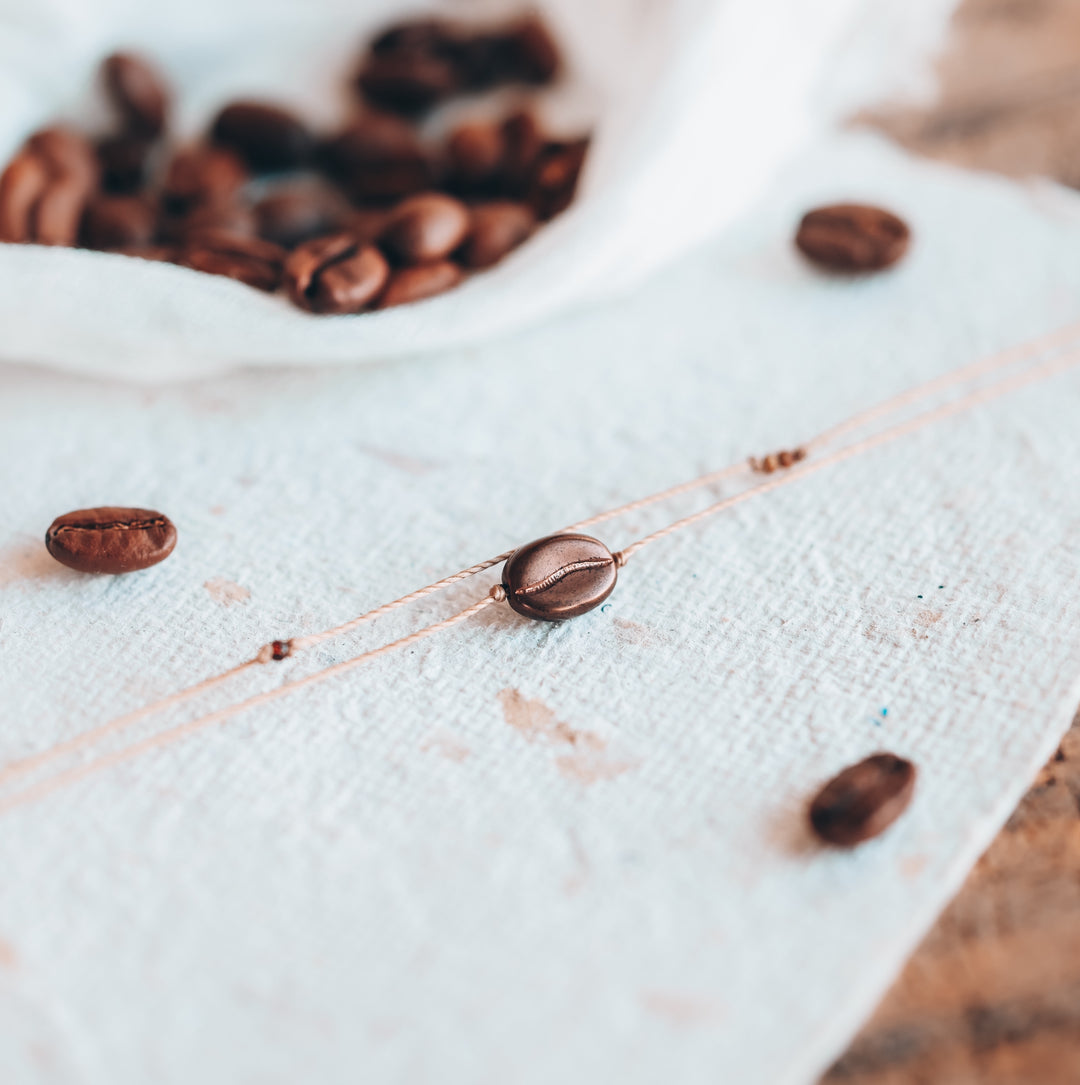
{"left": 0, "top": 13, "right": 588, "bottom": 314}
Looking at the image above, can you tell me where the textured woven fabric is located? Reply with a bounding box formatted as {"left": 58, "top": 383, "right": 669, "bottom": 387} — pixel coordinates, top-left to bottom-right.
{"left": 2, "top": 135, "right": 1080, "bottom": 1083}
{"left": 0, "top": 0, "right": 956, "bottom": 378}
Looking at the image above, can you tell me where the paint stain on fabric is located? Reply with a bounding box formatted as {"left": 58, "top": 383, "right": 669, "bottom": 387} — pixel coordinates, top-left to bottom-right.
{"left": 901, "top": 854, "right": 928, "bottom": 880}
{"left": 420, "top": 731, "right": 470, "bottom": 762}
{"left": 612, "top": 617, "right": 659, "bottom": 647}
{"left": 498, "top": 688, "right": 594, "bottom": 747}
{"left": 640, "top": 990, "right": 725, "bottom": 1027}
{"left": 555, "top": 749, "right": 638, "bottom": 785}
{"left": 356, "top": 443, "right": 437, "bottom": 476}
{"left": 498, "top": 688, "right": 637, "bottom": 784}
{"left": 0, "top": 537, "right": 73, "bottom": 588}
{"left": 0, "top": 937, "right": 18, "bottom": 969}
{"left": 204, "top": 577, "right": 251, "bottom": 607}
{"left": 912, "top": 608, "right": 944, "bottom": 639}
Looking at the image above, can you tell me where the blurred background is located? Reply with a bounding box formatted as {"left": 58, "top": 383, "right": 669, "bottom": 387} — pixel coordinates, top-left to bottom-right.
{"left": 830, "top": 1, "right": 1080, "bottom": 1080}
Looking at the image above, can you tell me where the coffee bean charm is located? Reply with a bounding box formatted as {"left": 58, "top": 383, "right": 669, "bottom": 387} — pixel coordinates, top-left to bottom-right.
{"left": 45, "top": 507, "right": 177, "bottom": 574}
{"left": 502, "top": 533, "right": 618, "bottom": 621}
{"left": 808, "top": 752, "right": 917, "bottom": 847}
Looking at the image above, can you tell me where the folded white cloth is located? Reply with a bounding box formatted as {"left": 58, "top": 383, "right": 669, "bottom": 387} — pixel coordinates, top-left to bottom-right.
{"left": 0, "top": 0, "right": 957, "bottom": 379}
{"left": 2, "top": 133, "right": 1080, "bottom": 1083}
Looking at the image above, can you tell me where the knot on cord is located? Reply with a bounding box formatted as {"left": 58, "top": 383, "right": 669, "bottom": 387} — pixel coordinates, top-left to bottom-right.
{"left": 257, "top": 639, "right": 293, "bottom": 664}
{"left": 749, "top": 447, "right": 807, "bottom": 474}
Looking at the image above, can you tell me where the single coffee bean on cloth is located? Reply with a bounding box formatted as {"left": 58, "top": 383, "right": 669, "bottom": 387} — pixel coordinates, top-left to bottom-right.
{"left": 499, "top": 15, "right": 562, "bottom": 84}
{"left": 795, "top": 203, "right": 911, "bottom": 273}
{"left": 379, "top": 192, "right": 471, "bottom": 265}
{"left": 210, "top": 102, "right": 313, "bottom": 173}
{"left": 162, "top": 201, "right": 257, "bottom": 246}
{"left": 809, "top": 753, "right": 918, "bottom": 846}
{"left": 457, "top": 201, "right": 536, "bottom": 269}
{"left": 0, "top": 128, "right": 98, "bottom": 247}
{"left": 530, "top": 139, "right": 589, "bottom": 219}
{"left": 45, "top": 507, "right": 178, "bottom": 575}
{"left": 447, "top": 121, "right": 506, "bottom": 194}
{"left": 318, "top": 113, "right": 434, "bottom": 203}
{"left": 355, "top": 55, "right": 461, "bottom": 117}
{"left": 284, "top": 233, "right": 389, "bottom": 314}
{"left": 502, "top": 534, "right": 619, "bottom": 622}
{"left": 27, "top": 128, "right": 99, "bottom": 187}
{"left": 499, "top": 110, "right": 543, "bottom": 196}
{"left": 254, "top": 183, "right": 347, "bottom": 249}
{"left": 375, "top": 260, "right": 464, "bottom": 309}
{"left": 177, "top": 230, "right": 286, "bottom": 291}
{"left": 102, "top": 53, "right": 171, "bottom": 139}
{"left": 81, "top": 195, "right": 157, "bottom": 251}
{"left": 162, "top": 146, "right": 248, "bottom": 214}
{"left": 0, "top": 152, "right": 48, "bottom": 243}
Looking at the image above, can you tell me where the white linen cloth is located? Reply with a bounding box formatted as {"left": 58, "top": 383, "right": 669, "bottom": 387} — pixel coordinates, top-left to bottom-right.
{"left": 0, "top": 0, "right": 958, "bottom": 378}
{"left": 2, "top": 134, "right": 1080, "bottom": 1083}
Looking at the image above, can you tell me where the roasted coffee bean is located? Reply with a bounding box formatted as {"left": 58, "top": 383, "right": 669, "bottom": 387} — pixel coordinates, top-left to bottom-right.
{"left": 45, "top": 507, "right": 177, "bottom": 575}
{"left": 0, "top": 152, "right": 48, "bottom": 243}
{"left": 447, "top": 121, "right": 505, "bottom": 192}
{"left": 499, "top": 15, "right": 561, "bottom": 84}
{"left": 355, "top": 55, "right": 459, "bottom": 116}
{"left": 33, "top": 173, "right": 91, "bottom": 246}
{"left": 319, "top": 114, "right": 434, "bottom": 203}
{"left": 162, "top": 146, "right": 248, "bottom": 214}
{"left": 809, "top": 753, "right": 917, "bottom": 847}
{"left": 449, "top": 33, "right": 506, "bottom": 90}
{"left": 284, "top": 232, "right": 390, "bottom": 314}
{"left": 502, "top": 534, "right": 618, "bottom": 622}
{"left": 500, "top": 110, "right": 543, "bottom": 195}
{"left": 457, "top": 201, "right": 535, "bottom": 268}
{"left": 26, "top": 127, "right": 98, "bottom": 187}
{"left": 370, "top": 17, "right": 454, "bottom": 58}
{"left": 97, "top": 134, "right": 154, "bottom": 193}
{"left": 255, "top": 183, "right": 346, "bottom": 248}
{"left": 380, "top": 192, "right": 470, "bottom": 265}
{"left": 795, "top": 203, "right": 911, "bottom": 273}
{"left": 81, "top": 194, "right": 157, "bottom": 250}
{"left": 10, "top": 129, "right": 98, "bottom": 247}
{"left": 531, "top": 139, "right": 588, "bottom": 219}
{"left": 178, "top": 230, "right": 285, "bottom": 291}
{"left": 161, "top": 200, "right": 257, "bottom": 245}
{"left": 339, "top": 208, "right": 391, "bottom": 246}
{"left": 103, "top": 53, "right": 170, "bottom": 137}
{"left": 210, "top": 102, "right": 312, "bottom": 173}
{"left": 320, "top": 112, "right": 424, "bottom": 173}
{"left": 375, "top": 260, "right": 463, "bottom": 309}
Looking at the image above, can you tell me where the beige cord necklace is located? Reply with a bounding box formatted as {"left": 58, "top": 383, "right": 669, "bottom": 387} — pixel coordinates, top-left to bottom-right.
{"left": 3, "top": 316, "right": 1080, "bottom": 815}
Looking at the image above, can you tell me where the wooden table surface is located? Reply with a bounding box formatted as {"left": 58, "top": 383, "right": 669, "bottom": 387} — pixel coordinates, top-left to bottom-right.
{"left": 826, "top": 2, "right": 1080, "bottom": 1081}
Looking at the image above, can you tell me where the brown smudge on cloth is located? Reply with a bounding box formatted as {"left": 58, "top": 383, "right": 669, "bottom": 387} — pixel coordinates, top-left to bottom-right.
{"left": 204, "top": 577, "right": 251, "bottom": 606}
{"left": 498, "top": 688, "right": 638, "bottom": 784}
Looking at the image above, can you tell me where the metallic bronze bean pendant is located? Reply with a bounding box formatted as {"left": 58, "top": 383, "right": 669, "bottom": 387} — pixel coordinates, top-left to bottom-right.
{"left": 501, "top": 533, "right": 617, "bottom": 621}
